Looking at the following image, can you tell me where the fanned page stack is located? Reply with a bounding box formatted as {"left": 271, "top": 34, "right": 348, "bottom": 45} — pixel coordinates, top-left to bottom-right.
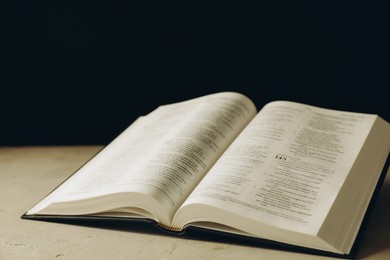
{"left": 23, "top": 92, "right": 390, "bottom": 258}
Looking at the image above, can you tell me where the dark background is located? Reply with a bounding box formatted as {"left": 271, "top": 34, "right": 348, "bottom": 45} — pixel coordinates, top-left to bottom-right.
{"left": 2, "top": 1, "right": 389, "bottom": 146}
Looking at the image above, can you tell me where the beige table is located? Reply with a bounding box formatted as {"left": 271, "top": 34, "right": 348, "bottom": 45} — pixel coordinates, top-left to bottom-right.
{"left": 1, "top": 146, "right": 389, "bottom": 259}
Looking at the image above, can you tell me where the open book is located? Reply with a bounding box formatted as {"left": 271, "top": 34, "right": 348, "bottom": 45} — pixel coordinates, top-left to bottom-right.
{"left": 23, "top": 92, "right": 390, "bottom": 257}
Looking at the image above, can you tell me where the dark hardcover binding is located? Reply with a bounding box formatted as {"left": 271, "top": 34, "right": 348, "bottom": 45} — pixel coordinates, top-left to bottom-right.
{"left": 21, "top": 153, "right": 390, "bottom": 259}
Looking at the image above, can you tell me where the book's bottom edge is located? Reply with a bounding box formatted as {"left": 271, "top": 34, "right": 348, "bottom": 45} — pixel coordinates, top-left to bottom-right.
{"left": 21, "top": 213, "right": 354, "bottom": 259}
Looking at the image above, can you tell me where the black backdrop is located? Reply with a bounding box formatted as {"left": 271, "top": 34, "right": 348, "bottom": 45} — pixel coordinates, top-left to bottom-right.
{"left": 2, "top": 2, "right": 389, "bottom": 145}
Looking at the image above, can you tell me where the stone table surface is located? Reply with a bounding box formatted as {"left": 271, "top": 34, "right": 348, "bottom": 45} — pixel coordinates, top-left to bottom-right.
{"left": 1, "top": 146, "right": 389, "bottom": 260}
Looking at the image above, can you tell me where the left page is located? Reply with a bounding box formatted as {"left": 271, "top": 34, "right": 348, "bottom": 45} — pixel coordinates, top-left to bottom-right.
{"left": 25, "top": 92, "right": 257, "bottom": 227}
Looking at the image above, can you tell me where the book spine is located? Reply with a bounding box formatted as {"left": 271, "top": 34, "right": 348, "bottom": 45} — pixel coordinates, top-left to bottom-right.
{"left": 156, "top": 223, "right": 184, "bottom": 233}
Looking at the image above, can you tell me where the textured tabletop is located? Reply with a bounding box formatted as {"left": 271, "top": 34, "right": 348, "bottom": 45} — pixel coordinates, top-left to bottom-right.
{"left": 1, "top": 146, "right": 389, "bottom": 260}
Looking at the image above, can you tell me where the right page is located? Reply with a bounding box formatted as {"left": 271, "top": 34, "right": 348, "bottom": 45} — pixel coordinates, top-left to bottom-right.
{"left": 173, "top": 101, "right": 390, "bottom": 254}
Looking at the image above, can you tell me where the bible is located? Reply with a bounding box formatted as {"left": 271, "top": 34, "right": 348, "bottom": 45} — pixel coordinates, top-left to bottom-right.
{"left": 22, "top": 92, "right": 390, "bottom": 258}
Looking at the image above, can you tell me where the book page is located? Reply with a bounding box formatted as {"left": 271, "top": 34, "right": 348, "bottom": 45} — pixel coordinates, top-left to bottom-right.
{"left": 174, "top": 101, "right": 377, "bottom": 234}
{"left": 27, "top": 92, "right": 256, "bottom": 225}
